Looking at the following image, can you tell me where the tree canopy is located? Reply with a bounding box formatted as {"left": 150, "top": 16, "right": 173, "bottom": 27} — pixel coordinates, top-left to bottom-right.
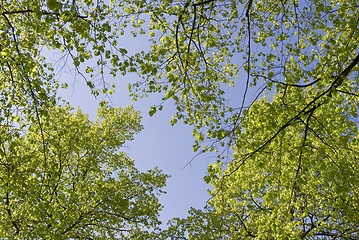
{"left": 0, "top": 103, "right": 167, "bottom": 239}
{"left": 133, "top": 0, "right": 359, "bottom": 238}
{"left": 1, "top": 0, "right": 359, "bottom": 239}
{"left": 150, "top": 0, "right": 358, "bottom": 238}
{"left": 1, "top": 1, "right": 169, "bottom": 238}
{"left": 164, "top": 87, "right": 359, "bottom": 238}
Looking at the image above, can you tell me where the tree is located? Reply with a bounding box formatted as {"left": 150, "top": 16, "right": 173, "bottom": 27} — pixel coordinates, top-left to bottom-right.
{"left": 163, "top": 86, "right": 359, "bottom": 238}
{"left": 122, "top": 0, "right": 359, "bottom": 238}
{"left": 0, "top": 102, "right": 168, "bottom": 239}
{"left": 1, "top": 0, "right": 359, "bottom": 239}
{"left": 1, "top": 1, "right": 170, "bottom": 238}
{"left": 129, "top": 0, "right": 359, "bottom": 154}
{"left": 0, "top": 0, "right": 142, "bottom": 121}
{"left": 129, "top": 0, "right": 358, "bottom": 238}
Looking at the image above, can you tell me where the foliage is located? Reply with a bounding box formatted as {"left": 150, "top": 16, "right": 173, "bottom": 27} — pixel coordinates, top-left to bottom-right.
{"left": 129, "top": 0, "right": 243, "bottom": 152}
{"left": 126, "top": 0, "right": 359, "bottom": 154}
{"left": 0, "top": 103, "right": 168, "bottom": 239}
{"left": 164, "top": 87, "right": 359, "bottom": 238}
{"left": 1, "top": 2, "right": 171, "bottom": 238}
{"left": 140, "top": 0, "right": 359, "bottom": 238}
{"left": 2, "top": 0, "right": 358, "bottom": 150}
{"left": 1, "top": 0, "right": 359, "bottom": 239}
{"left": 0, "top": 0, "right": 140, "bottom": 121}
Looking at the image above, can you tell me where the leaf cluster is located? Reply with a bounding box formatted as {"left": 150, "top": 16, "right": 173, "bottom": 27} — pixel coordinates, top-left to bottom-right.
{"left": 0, "top": 103, "right": 168, "bottom": 239}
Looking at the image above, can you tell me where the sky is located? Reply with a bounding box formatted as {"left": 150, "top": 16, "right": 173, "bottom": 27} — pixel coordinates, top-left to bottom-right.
{"left": 57, "top": 65, "right": 254, "bottom": 228}
{"left": 53, "top": 15, "right": 252, "bottom": 227}
{"left": 55, "top": 32, "right": 217, "bottom": 225}
{"left": 58, "top": 77, "right": 214, "bottom": 225}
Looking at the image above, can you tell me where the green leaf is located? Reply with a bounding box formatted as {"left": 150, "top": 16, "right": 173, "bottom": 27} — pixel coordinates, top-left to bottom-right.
{"left": 47, "top": 0, "right": 62, "bottom": 11}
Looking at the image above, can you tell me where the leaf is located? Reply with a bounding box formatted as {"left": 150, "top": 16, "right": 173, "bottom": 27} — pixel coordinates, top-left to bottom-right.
{"left": 47, "top": 0, "right": 62, "bottom": 11}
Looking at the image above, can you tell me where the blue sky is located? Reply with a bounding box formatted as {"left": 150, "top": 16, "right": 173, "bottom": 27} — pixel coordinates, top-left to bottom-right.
{"left": 57, "top": 66, "right": 255, "bottom": 227}
{"left": 53, "top": 20, "right": 254, "bottom": 226}
{"left": 57, "top": 57, "right": 215, "bottom": 226}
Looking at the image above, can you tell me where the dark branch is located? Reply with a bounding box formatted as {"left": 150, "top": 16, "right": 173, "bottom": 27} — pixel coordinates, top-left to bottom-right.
{"left": 1, "top": 9, "right": 87, "bottom": 19}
